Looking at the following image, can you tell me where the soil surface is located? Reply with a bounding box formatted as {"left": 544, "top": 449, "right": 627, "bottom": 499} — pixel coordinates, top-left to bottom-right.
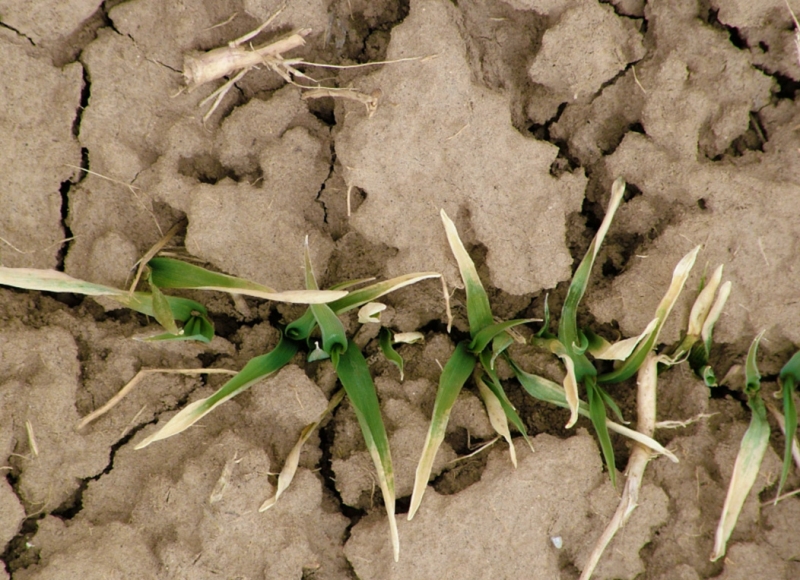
{"left": 2, "top": 0, "right": 800, "bottom": 578}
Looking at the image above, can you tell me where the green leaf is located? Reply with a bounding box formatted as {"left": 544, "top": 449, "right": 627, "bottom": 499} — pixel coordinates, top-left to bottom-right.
{"left": 147, "top": 279, "right": 179, "bottom": 335}
{"left": 379, "top": 327, "right": 405, "bottom": 380}
{"left": 468, "top": 319, "right": 535, "bottom": 355}
{"left": 508, "top": 357, "right": 677, "bottom": 461}
{"left": 147, "top": 257, "right": 346, "bottom": 304}
{"left": 479, "top": 350, "right": 532, "bottom": 452}
{"left": 332, "top": 342, "right": 399, "bottom": 561}
{"left": 136, "top": 336, "right": 298, "bottom": 448}
{"left": 311, "top": 303, "right": 348, "bottom": 355}
{"left": 409, "top": 342, "right": 477, "bottom": 519}
{"left": 777, "top": 351, "right": 800, "bottom": 497}
{"left": 598, "top": 245, "right": 700, "bottom": 384}
{"left": 586, "top": 376, "right": 617, "bottom": 488}
{"left": 125, "top": 293, "right": 208, "bottom": 322}
{"left": 712, "top": 331, "right": 769, "bottom": 561}
{"left": 440, "top": 209, "right": 492, "bottom": 336}
{"left": 559, "top": 178, "right": 626, "bottom": 357}
{"left": 595, "top": 383, "right": 626, "bottom": 425}
{"left": 149, "top": 256, "right": 276, "bottom": 292}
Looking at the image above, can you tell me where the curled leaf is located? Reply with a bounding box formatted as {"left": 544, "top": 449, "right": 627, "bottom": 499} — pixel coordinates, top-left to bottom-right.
{"left": 379, "top": 328, "right": 405, "bottom": 381}
{"left": 358, "top": 302, "right": 386, "bottom": 324}
{"left": 394, "top": 331, "right": 425, "bottom": 344}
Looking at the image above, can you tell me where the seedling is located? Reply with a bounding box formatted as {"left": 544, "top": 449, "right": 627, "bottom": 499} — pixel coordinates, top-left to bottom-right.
{"left": 529, "top": 177, "right": 675, "bottom": 488}
{"left": 409, "top": 186, "right": 678, "bottom": 519}
{"left": 580, "top": 252, "right": 730, "bottom": 580}
{"left": 408, "top": 209, "right": 537, "bottom": 519}
{"left": 712, "top": 332, "right": 770, "bottom": 561}
{"left": 0, "top": 238, "right": 440, "bottom": 560}
{"left": 134, "top": 240, "right": 439, "bottom": 562}
{"left": 0, "top": 265, "right": 216, "bottom": 342}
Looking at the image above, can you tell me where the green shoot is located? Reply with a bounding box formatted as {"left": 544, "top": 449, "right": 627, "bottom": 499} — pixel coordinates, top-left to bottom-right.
{"left": 712, "top": 331, "right": 770, "bottom": 561}
{"left": 777, "top": 351, "right": 800, "bottom": 498}
{"left": 379, "top": 328, "right": 405, "bottom": 380}
{"left": 148, "top": 256, "right": 347, "bottom": 304}
{"left": 332, "top": 342, "right": 399, "bottom": 561}
{"left": 409, "top": 210, "right": 537, "bottom": 518}
{"left": 0, "top": 265, "right": 214, "bottom": 341}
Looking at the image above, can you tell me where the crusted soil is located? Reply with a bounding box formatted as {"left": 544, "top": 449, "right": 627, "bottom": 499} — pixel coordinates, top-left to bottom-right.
{"left": 2, "top": 0, "right": 800, "bottom": 578}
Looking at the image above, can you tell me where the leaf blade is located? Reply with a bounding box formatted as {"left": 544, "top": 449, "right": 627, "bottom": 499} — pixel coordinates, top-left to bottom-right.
{"left": 332, "top": 342, "right": 399, "bottom": 561}
{"left": 135, "top": 337, "right": 298, "bottom": 448}
{"left": 440, "top": 209, "right": 492, "bottom": 336}
{"left": 409, "top": 342, "right": 477, "bottom": 519}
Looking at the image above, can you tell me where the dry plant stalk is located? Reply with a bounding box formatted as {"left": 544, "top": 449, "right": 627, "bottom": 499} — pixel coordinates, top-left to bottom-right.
{"left": 579, "top": 353, "right": 659, "bottom": 580}
{"left": 301, "top": 87, "right": 382, "bottom": 117}
{"left": 76, "top": 368, "right": 237, "bottom": 430}
{"left": 185, "top": 20, "right": 312, "bottom": 121}
{"left": 183, "top": 11, "right": 421, "bottom": 121}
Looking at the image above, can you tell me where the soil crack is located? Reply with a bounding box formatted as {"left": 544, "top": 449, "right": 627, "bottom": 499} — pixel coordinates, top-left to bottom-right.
{"left": 0, "top": 21, "right": 34, "bottom": 45}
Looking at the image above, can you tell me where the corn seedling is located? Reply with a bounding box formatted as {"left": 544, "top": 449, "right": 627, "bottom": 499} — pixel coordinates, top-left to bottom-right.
{"left": 580, "top": 251, "right": 730, "bottom": 580}
{"left": 712, "top": 331, "right": 770, "bottom": 561}
{"left": 409, "top": 190, "right": 677, "bottom": 519}
{"left": 0, "top": 265, "right": 215, "bottom": 343}
{"left": 134, "top": 239, "right": 438, "bottom": 562}
{"left": 408, "top": 209, "right": 537, "bottom": 519}
{"left": 0, "top": 240, "right": 442, "bottom": 560}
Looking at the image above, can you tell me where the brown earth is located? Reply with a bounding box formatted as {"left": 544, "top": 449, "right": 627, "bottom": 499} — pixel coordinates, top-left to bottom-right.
{"left": 2, "top": 0, "right": 800, "bottom": 578}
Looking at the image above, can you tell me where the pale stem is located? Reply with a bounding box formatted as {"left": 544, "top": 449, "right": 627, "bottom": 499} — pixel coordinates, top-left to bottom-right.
{"left": 580, "top": 352, "right": 659, "bottom": 580}
{"left": 76, "top": 368, "right": 237, "bottom": 430}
